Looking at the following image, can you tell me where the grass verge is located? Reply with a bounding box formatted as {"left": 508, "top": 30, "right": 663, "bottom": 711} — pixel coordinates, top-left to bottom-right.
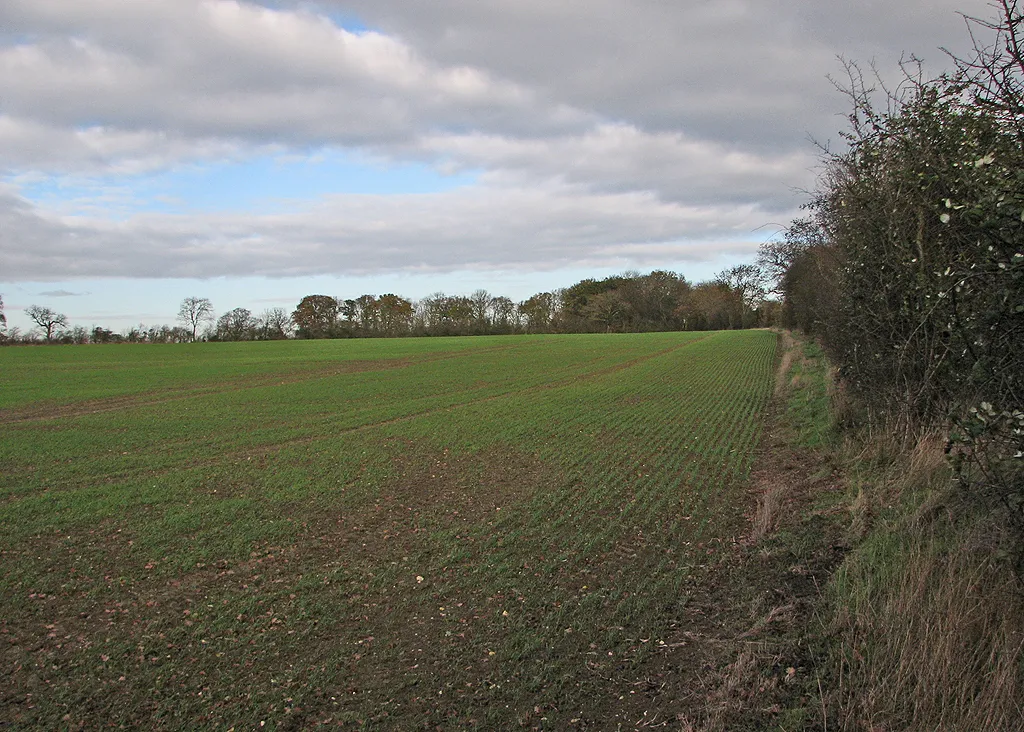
{"left": 752, "top": 331, "right": 1024, "bottom": 731}
{"left": 825, "top": 432, "right": 1024, "bottom": 730}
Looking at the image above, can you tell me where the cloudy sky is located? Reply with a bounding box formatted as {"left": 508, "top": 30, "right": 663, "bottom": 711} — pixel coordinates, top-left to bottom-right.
{"left": 0, "top": 0, "right": 983, "bottom": 332}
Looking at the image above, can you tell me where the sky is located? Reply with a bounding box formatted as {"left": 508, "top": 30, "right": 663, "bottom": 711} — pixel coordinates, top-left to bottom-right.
{"left": 0, "top": 0, "right": 985, "bottom": 333}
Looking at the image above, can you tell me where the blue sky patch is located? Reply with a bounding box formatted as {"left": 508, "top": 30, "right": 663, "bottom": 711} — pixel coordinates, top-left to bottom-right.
{"left": 11, "top": 150, "right": 480, "bottom": 217}
{"left": 250, "top": 2, "right": 371, "bottom": 34}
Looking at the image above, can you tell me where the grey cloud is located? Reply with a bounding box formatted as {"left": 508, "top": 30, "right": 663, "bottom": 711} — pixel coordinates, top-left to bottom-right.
{"left": 319, "top": 0, "right": 979, "bottom": 149}
{"left": 0, "top": 117, "right": 252, "bottom": 174}
{"left": 0, "top": 0, "right": 977, "bottom": 172}
{"left": 0, "top": 0, "right": 587, "bottom": 160}
{"left": 38, "top": 289, "right": 87, "bottom": 296}
{"left": 420, "top": 125, "right": 815, "bottom": 211}
{"left": 0, "top": 184, "right": 782, "bottom": 281}
{"left": 0, "top": 0, "right": 991, "bottom": 284}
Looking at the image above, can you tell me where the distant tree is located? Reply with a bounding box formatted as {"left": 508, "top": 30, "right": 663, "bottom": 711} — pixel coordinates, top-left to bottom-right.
{"left": 91, "top": 326, "right": 122, "bottom": 344}
{"left": 339, "top": 299, "right": 358, "bottom": 330}
{"left": 25, "top": 305, "right": 69, "bottom": 342}
{"left": 583, "top": 290, "right": 629, "bottom": 332}
{"left": 354, "top": 295, "right": 380, "bottom": 334}
{"left": 617, "top": 270, "right": 689, "bottom": 330}
{"left": 677, "top": 282, "right": 738, "bottom": 330}
{"left": 257, "top": 308, "right": 292, "bottom": 340}
{"left": 178, "top": 297, "right": 214, "bottom": 342}
{"left": 216, "top": 307, "right": 254, "bottom": 341}
{"left": 420, "top": 293, "right": 474, "bottom": 335}
{"left": 418, "top": 293, "right": 444, "bottom": 333}
{"left": 377, "top": 294, "right": 414, "bottom": 336}
{"left": 559, "top": 272, "right": 687, "bottom": 332}
{"left": 446, "top": 295, "right": 476, "bottom": 333}
{"left": 562, "top": 276, "right": 629, "bottom": 324}
{"left": 715, "top": 264, "right": 766, "bottom": 326}
{"left": 470, "top": 289, "right": 493, "bottom": 332}
{"left": 170, "top": 326, "right": 192, "bottom": 343}
{"left": 490, "top": 296, "right": 519, "bottom": 333}
{"left": 779, "top": 242, "right": 839, "bottom": 333}
{"left": 0, "top": 294, "right": 6, "bottom": 343}
{"left": 141, "top": 325, "right": 190, "bottom": 344}
{"left": 291, "top": 295, "right": 340, "bottom": 338}
{"left": 64, "top": 325, "right": 89, "bottom": 345}
{"left": 756, "top": 218, "right": 825, "bottom": 295}
{"left": 518, "top": 292, "right": 556, "bottom": 333}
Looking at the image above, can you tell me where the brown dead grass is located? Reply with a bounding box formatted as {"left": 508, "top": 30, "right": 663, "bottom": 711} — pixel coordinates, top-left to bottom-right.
{"left": 829, "top": 433, "right": 1024, "bottom": 731}
{"left": 690, "top": 331, "right": 1024, "bottom": 732}
{"left": 749, "top": 480, "right": 788, "bottom": 545}
{"left": 774, "top": 330, "right": 797, "bottom": 398}
{"left": 832, "top": 526, "right": 1024, "bottom": 730}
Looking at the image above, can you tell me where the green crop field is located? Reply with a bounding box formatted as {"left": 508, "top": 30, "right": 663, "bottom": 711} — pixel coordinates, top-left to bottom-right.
{"left": 0, "top": 330, "right": 777, "bottom": 729}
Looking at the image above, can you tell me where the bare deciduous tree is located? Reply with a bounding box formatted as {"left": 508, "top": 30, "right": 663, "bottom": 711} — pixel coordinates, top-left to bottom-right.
{"left": 25, "top": 305, "right": 69, "bottom": 342}
{"left": 178, "top": 297, "right": 214, "bottom": 342}
{"left": 470, "top": 289, "right": 493, "bottom": 331}
{"left": 258, "top": 308, "right": 292, "bottom": 340}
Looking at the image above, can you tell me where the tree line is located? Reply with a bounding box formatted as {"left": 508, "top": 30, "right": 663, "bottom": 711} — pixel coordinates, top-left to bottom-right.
{"left": 0, "top": 298, "right": 295, "bottom": 345}
{"left": 0, "top": 265, "right": 778, "bottom": 345}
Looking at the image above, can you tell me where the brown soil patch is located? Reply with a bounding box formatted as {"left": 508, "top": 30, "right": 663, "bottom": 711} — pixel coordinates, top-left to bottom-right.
{"left": 0, "top": 440, "right": 561, "bottom": 729}
{"left": 301, "top": 439, "right": 556, "bottom": 559}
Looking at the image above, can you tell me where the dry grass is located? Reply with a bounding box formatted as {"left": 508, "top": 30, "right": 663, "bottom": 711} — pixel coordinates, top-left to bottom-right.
{"left": 826, "top": 364, "right": 857, "bottom": 429}
{"left": 749, "top": 330, "right": 808, "bottom": 545}
{"left": 751, "top": 334, "right": 1024, "bottom": 731}
{"left": 750, "top": 480, "right": 788, "bottom": 544}
{"left": 832, "top": 529, "right": 1024, "bottom": 731}
{"left": 845, "top": 434, "right": 949, "bottom": 543}
{"left": 774, "top": 330, "right": 798, "bottom": 397}
{"left": 667, "top": 332, "right": 836, "bottom": 731}
{"left": 678, "top": 334, "right": 1024, "bottom": 732}
{"left": 846, "top": 484, "right": 872, "bottom": 543}
{"left": 671, "top": 330, "right": 841, "bottom": 730}
{"left": 828, "top": 434, "right": 1024, "bottom": 731}
{"left": 675, "top": 647, "right": 783, "bottom": 732}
